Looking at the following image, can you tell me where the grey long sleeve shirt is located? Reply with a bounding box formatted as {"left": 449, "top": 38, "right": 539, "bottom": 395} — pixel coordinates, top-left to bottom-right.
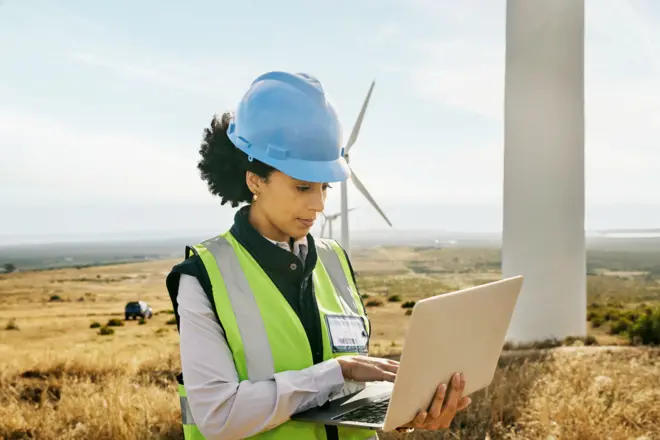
{"left": 177, "top": 273, "right": 349, "bottom": 439}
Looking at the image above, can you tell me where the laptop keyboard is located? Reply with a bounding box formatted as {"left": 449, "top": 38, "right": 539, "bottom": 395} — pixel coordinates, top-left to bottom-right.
{"left": 332, "top": 397, "right": 390, "bottom": 425}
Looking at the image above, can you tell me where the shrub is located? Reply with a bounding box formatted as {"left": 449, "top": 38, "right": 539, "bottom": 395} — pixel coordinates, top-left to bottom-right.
{"left": 49, "top": 295, "right": 62, "bottom": 302}
{"left": 98, "top": 326, "right": 114, "bottom": 336}
{"left": 609, "top": 318, "right": 632, "bottom": 335}
{"left": 388, "top": 295, "right": 402, "bottom": 302}
{"left": 602, "top": 308, "right": 621, "bottom": 321}
{"left": 5, "top": 319, "right": 19, "bottom": 331}
{"left": 89, "top": 322, "right": 101, "bottom": 329}
{"left": 628, "top": 306, "right": 660, "bottom": 345}
{"left": 591, "top": 315, "right": 605, "bottom": 328}
{"left": 139, "top": 318, "right": 146, "bottom": 325}
{"left": 166, "top": 318, "right": 177, "bottom": 325}
{"left": 584, "top": 335, "right": 599, "bottom": 346}
{"left": 401, "top": 301, "right": 416, "bottom": 309}
{"left": 404, "top": 309, "right": 413, "bottom": 316}
{"left": 360, "top": 294, "right": 370, "bottom": 300}
{"left": 564, "top": 335, "right": 599, "bottom": 346}
{"left": 365, "top": 299, "right": 383, "bottom": 307}
{"left": 106, "top": 318, "right": 124, "bottom": 327}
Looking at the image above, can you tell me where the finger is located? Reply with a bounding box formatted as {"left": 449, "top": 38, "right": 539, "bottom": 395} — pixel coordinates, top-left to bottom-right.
{"left": 362, "top": 357, "right": 399, "bottom": 368}
{"left": 377, "top": 367, "right": 397, "bottom": 382}
{"left": 412, "top": 410, "right": 427, "bottom": 427}
{"left": 427, "top": 383, "right": 447, "bottom": 420}
{"left": 400, "top": 410, "right": 426, "bottom": 428}
{"left": 457, "top": 396, "right": 472, "bottom": 412}
{"left": 358, "top": 357, "right": 399, "bottom": 374}
{"left": 441, "top": 373, "right": 461, "bottom": 413}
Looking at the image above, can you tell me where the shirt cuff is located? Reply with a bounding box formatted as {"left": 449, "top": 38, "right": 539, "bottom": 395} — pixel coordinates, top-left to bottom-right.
{"left": 311, "top": 358, "right": 345, "bottom": 406}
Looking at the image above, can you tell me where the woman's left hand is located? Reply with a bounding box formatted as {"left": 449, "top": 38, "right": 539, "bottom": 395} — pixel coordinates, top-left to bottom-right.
{"left": 398, "top": 372, "right": 471, "bottom": 431}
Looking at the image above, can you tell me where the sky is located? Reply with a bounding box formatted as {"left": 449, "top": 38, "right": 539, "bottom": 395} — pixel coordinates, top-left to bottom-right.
{"left": 1, "top": 0, "right": 659, "bottom": 243}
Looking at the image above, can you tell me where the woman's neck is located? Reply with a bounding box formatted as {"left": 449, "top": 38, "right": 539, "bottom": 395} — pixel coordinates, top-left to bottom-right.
{"left": 248, "top": 204, "right": 289, "bottom": 243}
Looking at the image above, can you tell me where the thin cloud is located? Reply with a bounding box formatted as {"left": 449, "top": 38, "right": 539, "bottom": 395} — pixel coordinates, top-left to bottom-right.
{"left": 68, "top": 51, "right": 222, "bottom": 95}
{"left": 0, "top": 107, "right": 210, "bottom": 204}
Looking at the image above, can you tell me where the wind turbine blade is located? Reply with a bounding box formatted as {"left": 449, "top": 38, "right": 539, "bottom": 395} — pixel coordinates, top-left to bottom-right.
{"left": 344, "top": 80, "right": 375, "bottom": 154}
{"left": 350, "top": 170, "right": 392, "bottom": 227}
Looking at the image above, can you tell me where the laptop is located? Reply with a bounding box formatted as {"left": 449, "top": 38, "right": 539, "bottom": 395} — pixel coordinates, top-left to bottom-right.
{"left": 291, "top": 275, "right": 524, "bottom": 432}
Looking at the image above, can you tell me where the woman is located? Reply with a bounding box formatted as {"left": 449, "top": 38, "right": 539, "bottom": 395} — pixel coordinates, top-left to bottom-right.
{"left": 166, "top": 71, "right": 471, "bottom": 440}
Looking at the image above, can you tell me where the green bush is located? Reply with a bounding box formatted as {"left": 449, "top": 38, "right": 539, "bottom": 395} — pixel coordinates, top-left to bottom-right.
{"left": 107, "top": 318, "right": 124, "bottom": 327}
{"left": 387, "top": 295, "right": 402, "bottom": 302}
{"left": 139, "top": 318, "right": 146, "bottom": 325}
{"left": 89, "top": 322, "right": 101, "bottom": 329}
{"left": 401, "top": 301, "right": 416, "bottom": 309}
{"left": 365, "top": 299, "right": 383, "bottom": 307}
{"left": 628, "top": 306, "right": 660, "bottom": 345}
{"left": 609, "top": 318, "right": 632, "bottom": 335}
{"left": 590, "top": 315, "right": 605, "bottom": 328}
{"left": 98, "top": 326, "right": 114, "bottom": 336}
{"left": 166, "top": 318, "right": 177, "bottom": 325}
{"left": 585, "top": 335, "right": 599, "bottom": 346}
{"left": 563, "top": 335, "right": 599, "bottom": 346}
{"left": 602, "top": 308, "right": 621, "bottom": 321}
{"left": 5, "top": 319, "right": 19, "bottom": 331}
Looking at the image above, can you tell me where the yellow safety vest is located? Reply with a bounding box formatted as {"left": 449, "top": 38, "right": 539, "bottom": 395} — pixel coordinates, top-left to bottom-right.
{"left": 176, "top": 231, "right": 377, "bottom": 439}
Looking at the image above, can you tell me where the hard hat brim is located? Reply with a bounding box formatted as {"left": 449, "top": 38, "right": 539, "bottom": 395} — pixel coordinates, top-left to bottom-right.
{"left": 261, "top": 153, "right": 351, "bottom": 183}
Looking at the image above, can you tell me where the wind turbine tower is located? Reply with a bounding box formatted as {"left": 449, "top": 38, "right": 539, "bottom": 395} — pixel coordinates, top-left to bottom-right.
{"left": 340, "top": 81, "right": 393, "bottom": 257}
{"left": 503, "top": 0, "right": 587, "bottom": 343}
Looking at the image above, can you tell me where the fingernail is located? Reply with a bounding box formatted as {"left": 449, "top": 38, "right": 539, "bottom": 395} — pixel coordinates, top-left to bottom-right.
{"left": 453, "top": 373, "right": 460, "bottom": 385}
{"left": 439, "top": 384, "right": 446, "bottom": 393}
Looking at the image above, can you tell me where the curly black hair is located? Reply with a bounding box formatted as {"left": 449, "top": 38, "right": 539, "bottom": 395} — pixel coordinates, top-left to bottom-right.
{"left": 197, "top": 112, "right": 276, "bottom": 207}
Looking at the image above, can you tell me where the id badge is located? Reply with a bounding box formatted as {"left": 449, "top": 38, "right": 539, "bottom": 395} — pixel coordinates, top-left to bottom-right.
{"left": 325, "top": 315, "right": 369, "bottom": 354}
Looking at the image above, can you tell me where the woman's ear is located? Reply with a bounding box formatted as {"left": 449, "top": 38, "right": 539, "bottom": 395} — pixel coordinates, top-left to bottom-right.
{"left": 246, "top": 171, "right": 262, "bottom": 197}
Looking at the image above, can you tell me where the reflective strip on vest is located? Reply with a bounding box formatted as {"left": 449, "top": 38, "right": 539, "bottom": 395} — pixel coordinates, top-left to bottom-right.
{"left": 203, "top": 236, "right": 276, "bottom": 382}
{"left": 180, "top": 396, "right": 195, "bottom": 425}
{"left": 315, "top": 239, "right": 360, "bottom": 316}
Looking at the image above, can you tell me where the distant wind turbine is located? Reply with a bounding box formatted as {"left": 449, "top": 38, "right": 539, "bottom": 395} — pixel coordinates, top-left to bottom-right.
{"left": 320, "top": 208, "right": 356, "bottom": 240}
{"left": 340, "top": 80, "right": 393, "bottom": 257}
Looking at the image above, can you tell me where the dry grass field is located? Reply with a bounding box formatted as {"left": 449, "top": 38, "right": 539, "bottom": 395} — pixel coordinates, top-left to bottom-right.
{"left": 1, "top": 246, "right": 659, "bottom": 439}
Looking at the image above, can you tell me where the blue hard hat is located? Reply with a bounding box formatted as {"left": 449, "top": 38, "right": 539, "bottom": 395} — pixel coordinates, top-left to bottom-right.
{"left": 227, "top": 71, "right": 349, "bottom": 183}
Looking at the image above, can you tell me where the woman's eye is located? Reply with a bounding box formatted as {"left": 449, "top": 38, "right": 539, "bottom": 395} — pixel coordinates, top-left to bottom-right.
{"left": 297, "top": 184, "right": 332, "bottom": 192}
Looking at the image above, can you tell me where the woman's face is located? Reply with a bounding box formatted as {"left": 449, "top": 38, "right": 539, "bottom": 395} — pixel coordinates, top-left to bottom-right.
{"left": 247, "top": 170, "right": 331, "bottom": 241}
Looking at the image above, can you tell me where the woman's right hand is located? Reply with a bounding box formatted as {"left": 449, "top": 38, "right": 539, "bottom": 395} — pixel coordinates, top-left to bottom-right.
{"left": 336, "top": 356, "right": 399, "bottom": 383}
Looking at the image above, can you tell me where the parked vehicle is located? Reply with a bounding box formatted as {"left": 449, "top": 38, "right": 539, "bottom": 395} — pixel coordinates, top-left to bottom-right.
{"left": 124, "top": 301, "right": 153, "bottom": 320}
